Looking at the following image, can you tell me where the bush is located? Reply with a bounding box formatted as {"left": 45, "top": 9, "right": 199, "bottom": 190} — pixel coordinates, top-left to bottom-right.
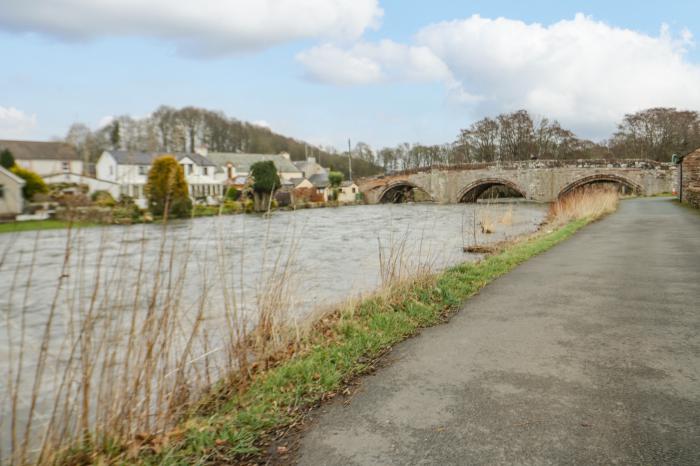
{"left": 1, "top": 149, "right": 15, "bottom": 169}
{"left": 244, "top": 199, "right": 255, "bottom": 213}
{"left": 11, "top": 165, "right": 48, "bottom": 200}
{"left": 112, "top": 204, "right": 142, "bottom": 224}
{"left": 222, "top": 200, "right": 243, "bottom": 214}
{"left": 226, "top": 187, "right": 241, "bottom": 201}
{"left": 170, "top": 197, "right": 194, "bottom": 218}
{"left": 250, "top": 161, "right": 280, "bottom": 212}
{"left": 328, "top": 171, "right": 344, "bottom": 187}
{"left": 193, "top": 204, "right": 219, "bottom": 217}
{"left": 145, "top": 155, "right": 192, "bottom": 218}
{"left": 91, "top": 190, "right": 116, "bottom": 207}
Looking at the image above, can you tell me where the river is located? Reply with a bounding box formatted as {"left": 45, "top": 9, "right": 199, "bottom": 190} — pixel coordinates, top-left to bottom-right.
{"left": 0, "top": 202, "right": 546, "bottom": 460}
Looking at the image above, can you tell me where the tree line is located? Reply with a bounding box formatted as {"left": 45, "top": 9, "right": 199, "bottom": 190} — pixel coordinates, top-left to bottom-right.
{"left": 64, "top": 105, "right": 383, "bottom": 179}
{"left": 64, "top": 106, "right": 700, "bottom": 178}
{"left": 356, "top": 108, "right": 700, "bottom": 172}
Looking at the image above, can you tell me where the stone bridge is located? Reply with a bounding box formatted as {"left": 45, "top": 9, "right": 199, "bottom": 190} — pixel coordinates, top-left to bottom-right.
{"left": 358, "top": 159, "right": 675, "bottom": 204}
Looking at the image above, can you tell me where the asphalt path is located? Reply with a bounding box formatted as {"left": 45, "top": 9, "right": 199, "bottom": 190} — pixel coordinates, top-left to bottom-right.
{"left": 297, "top": 198, "right": 700, "bottom": 465}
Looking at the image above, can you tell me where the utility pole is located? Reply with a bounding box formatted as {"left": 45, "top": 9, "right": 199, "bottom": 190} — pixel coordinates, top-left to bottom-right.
{"left": 348, "top": 138, "right": 353, "bottom": 181}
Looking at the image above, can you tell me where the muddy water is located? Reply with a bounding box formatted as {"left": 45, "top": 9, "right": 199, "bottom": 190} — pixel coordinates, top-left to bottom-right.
{"left": 0, "top": 202, "right": 546, "bottom": 454}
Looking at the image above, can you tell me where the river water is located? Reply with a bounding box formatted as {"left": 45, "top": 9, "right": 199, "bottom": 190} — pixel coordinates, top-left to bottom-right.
{"left": 0, "top": 202, "right": 546, "bottom": 458}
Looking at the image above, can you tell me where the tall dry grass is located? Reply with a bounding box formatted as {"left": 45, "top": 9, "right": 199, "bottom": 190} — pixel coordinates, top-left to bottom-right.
{"left": 0, "top": 212, "right": 300, "bottom": 465}
{"left": 548, "top": 185, "right": 620, "bottom": 224}
{"left": 1, "top": 204, "right": 447, "bottom": 465}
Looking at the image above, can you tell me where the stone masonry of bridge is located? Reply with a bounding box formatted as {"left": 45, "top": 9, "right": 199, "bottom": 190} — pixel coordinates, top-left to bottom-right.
{"left": 358, "top": 159, "right": 675, "bottom": 204}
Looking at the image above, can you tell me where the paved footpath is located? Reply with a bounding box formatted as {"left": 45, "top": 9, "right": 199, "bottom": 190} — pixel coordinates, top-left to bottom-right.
{"left": 297, "top": 198, "right": 700, "bottom": 465}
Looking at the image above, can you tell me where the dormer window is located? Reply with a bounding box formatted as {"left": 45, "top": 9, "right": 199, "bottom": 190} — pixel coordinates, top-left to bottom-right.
{"left": 138, "top": 165, "right": 148, "bottom": 175}
{"left": 62, "top": 161, "right": 69, "bottom": 172}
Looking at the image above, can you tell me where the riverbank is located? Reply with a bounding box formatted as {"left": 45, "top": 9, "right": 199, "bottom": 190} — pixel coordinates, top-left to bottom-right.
{"left": 0, "top": 219, "right": 96, "bottom": 234}
{"left": 0, "top": 200, "right": 362, "bottom": 234}
{"left": 58, "top": 214, "right": 595, "bottom": 465}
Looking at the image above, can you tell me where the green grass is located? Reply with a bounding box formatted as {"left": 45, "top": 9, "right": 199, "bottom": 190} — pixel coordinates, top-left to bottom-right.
{"left": 80, "top": 217, "right": 590, "bottom": 465}
{"left": 0, "top": 219, "right": 97, "bottom": 234}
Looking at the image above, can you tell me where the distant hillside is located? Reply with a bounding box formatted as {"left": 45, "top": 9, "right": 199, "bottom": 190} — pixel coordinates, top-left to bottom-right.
{"left": 64, "top": 105, "right": 384, "bottom": 179}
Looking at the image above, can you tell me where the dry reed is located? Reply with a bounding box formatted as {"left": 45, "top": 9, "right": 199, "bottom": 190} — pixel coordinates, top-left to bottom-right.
{"left": 548, "top": 185, "right": 620, "bottom": 224}
{"left": 0, "top": 208, "right": 301, "bottom": 465}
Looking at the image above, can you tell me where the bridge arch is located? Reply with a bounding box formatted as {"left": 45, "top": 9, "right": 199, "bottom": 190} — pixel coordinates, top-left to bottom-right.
{"left": 558, "top": 174, "right": 643, "bottom": 198}
{"left": 458, "top": 178, "right": 526, "bottom": 203}
{"left": 377, "top": 180, "right": 434, "bottom": 203}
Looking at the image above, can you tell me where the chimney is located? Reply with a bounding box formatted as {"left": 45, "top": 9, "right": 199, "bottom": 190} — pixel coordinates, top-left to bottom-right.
{"left": 308, "top": 156, "right": 316, "bottom": 164}
{"left": 280, "top": 151, "right": 290, "bottom": 160}
{"left": 195, "top": 146, "right": 208, "bottom": 157}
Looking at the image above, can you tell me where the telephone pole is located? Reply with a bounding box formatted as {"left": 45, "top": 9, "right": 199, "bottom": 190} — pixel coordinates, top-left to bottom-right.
{"left": 348, "top": 138, "right": 353, "bottom": 181}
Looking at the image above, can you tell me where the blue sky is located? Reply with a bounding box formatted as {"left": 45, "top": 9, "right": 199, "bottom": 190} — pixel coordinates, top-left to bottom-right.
{"left": 1, "top": 0, "right": 699, "bottom": 150}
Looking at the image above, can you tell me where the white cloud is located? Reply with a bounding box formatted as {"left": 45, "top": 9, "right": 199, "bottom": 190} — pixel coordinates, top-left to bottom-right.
{"left": 297, "top": 40, "right": 452, "bottom": 85}
{"left": 0, "top": 0, "right": 383, "bottom": 56}
{"left": 0, "top": 106, "right": 37, "bottom": 138}
{"left": 298, "top": 14, "right": 700, "bottom": 138}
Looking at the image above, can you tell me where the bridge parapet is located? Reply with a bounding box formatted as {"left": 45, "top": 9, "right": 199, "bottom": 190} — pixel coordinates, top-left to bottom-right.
{"left": 358, "top": 159, "right": 675, "bottom": 204}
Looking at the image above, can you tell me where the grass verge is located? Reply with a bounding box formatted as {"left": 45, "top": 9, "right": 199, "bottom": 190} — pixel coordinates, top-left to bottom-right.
{"left": 93, "top": 216, "right": 591, "bottom": 465}
{"left": 0, "top": 219, "right": 96, "bottom": 234}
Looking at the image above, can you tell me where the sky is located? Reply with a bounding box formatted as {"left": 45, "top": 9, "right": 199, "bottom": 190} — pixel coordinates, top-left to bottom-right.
{"left": 1, "top": 0, "right": 700, "bottom": 150}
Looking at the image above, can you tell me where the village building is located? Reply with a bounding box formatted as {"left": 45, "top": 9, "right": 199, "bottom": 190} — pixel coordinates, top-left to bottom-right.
{"left": 293, "top": 157, "right": 328, "bottom": 179}
{"left": 0, "top": 140, "right": 84, "bottom": 177}
{"left": 96, "top": 150, "right": 222, "bottom": 207}
{"left": 337, "top": 180, "right": 360, "bottom": 203}
{"left": 676, "top": 148, "right": 700, "bottom": 208}
{"left": 308, "top": 172, "right": 331, "bottom": 201}
{"left": 0, "top": 165, "right": 26, "bottom": 219}
{"left": 207, "top": 152, "right": 303, "bottom": 184}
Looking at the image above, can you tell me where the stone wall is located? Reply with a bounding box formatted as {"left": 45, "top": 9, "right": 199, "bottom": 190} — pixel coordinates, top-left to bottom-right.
{"left": 680, "top": 150, "right": 700, "bottom": 209}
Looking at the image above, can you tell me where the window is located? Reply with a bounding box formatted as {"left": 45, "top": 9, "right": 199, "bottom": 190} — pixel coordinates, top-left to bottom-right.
{"left": 352, "top": 187, "right": 356, "bottom": 193}
{"left": 138, "top": 165, "right": 148, "bottom": 175}
{"left": 187, "top": 164, "right": 193, "bottom": 175}
{"left": 62, "top": 161, "right": 69, "bottom": 172}
{"left": 0, "top": 184, "right": 4, "bottom": 199}
{"left": 203, "top": 167, "right": 208, "bottom": 176}
{"left": 109, "top": 165, "right": 114, "bottom": 176}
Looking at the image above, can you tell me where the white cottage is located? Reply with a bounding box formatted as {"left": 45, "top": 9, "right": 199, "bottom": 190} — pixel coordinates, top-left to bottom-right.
{"left": 207, "top": 152, "right": 304, "bottom": 183}
{"left": 0, "top": 140, "right": 84, "bottom": 178}
{"left": 337, "top": 180, "right": 360, "bottom": 203}
{"left": 96, "top": 150, "right": 223, "bottom": 207}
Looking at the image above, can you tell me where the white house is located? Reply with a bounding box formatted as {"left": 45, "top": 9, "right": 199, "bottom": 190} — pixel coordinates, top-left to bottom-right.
{"left": 208, "top": 152, "right": 304, "bottom": 183}
{"left": 337, "top": 180, "right": 360, "bottom": 203}
{"left": 96, "top": 150, "right": 223, "bottom": 207}
{"left": 0, "top": 140, "right": 84, "bottom": 177}
{"left": 0, "top": 165, "right": 25, "bottom": 219}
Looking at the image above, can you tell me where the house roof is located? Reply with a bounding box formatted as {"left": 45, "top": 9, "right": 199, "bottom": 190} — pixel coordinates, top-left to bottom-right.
{"left": 0, "top": 165, "right": 26, "bottom": 185}
{"left": 293, "top": 159, "right": 328, "bottom": 177}
{"left": 308, "top": 172, "right": 330, "bottom": 188}
{"left": 107, "top": 150, "right": 217, "bottom": 167}
{"left": 340, "top": 180, "right": 358, "bottom": 188}
{"left": 289, "top": 177, "right": 310, "bottom": 188}
{"left": 207, "top": 152, "right": 302, "bottom": 174}
{"left": 0, "top": 139, "right": 80, "bottom": 161}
